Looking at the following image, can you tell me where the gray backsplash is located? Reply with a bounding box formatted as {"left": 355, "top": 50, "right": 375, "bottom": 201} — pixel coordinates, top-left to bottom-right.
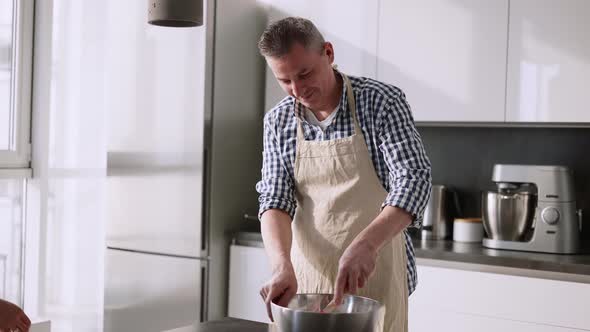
{"left": 418, "top": 126, "right": 590, "bottom": 247}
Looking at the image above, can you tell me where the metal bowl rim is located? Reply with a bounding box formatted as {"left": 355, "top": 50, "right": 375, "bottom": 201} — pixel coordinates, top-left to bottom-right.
{"left": 270, "top": 293, "right": 384, "bottom": 315}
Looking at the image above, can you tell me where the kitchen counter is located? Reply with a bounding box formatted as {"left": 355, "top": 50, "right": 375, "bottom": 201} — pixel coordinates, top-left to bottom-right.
{"left": 232, "top": 232, "right": 590, "bottom": 283}
{"left": 164, "top": 318, "right": 276, "bottom": 332}
{"left": 412, "top": 238, "right": 590, "bottom": 283}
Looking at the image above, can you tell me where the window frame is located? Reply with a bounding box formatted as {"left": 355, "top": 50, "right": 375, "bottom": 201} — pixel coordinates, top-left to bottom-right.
{"left": 0, "top": 0, "right": 33, "bottom": 170}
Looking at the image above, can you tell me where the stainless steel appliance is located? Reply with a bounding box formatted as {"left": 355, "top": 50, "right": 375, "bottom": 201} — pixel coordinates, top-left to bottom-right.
{"left": 421, "top": 185, "right": 461, "bottom": 240}
{"left": 103, "top": 0, "right": 264, "bottom": 331}
{"left": 482, "top": 164, "right": 582, "bottom": 254}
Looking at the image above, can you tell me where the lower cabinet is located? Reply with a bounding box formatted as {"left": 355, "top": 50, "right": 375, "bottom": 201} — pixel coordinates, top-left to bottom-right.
{"left": 410, "top": 309, "right": 583, "bottom": 332}
{"left": 409, "top": 265, "right": 590, "bottom": 331}
{"left": 227, "top": 245, "right": 590, "bottom": 331}
{"left": 227, "top": 244, "right": 272, "bottom": 323}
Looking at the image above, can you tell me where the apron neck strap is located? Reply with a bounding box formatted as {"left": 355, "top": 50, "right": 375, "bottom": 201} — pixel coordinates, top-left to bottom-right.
{"left": 295, "top": 71, "right": 361, "bottom": 140}
{"left": 296, "top": 101, "right": 306, "bottom": 140}
{"left": 341, "top": 73, "right": 361, "bottom": 134}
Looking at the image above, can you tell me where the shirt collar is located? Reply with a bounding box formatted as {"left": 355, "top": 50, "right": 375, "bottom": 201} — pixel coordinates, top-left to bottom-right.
{"left": 294, "top": 70, "right": 348, "bottom": 122}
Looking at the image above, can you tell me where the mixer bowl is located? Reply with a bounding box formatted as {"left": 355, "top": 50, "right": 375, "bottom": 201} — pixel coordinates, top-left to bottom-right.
{"left": 482, "top": 191, "right": 537, "bottom": 241}
{"left": 270, "top": 294, "right": 384, "bottom": 332}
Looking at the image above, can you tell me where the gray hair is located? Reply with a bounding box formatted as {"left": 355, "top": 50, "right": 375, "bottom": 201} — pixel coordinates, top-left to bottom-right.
{"left": 258, "top": 17, "right": 325, "bottom": 58}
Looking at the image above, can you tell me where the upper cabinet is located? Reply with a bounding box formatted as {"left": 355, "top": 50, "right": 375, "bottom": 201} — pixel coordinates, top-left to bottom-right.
{"left": 264, "top": 0, "right": 379, "bottom": 111}
{"left": 262, "top": 0, "right": 590, "bottom": 124}
{"left": 376, "top": 0, "right": 509, "bottom": 122}
{"left": 505, "top": 0, "right": 590, "bottom": 123}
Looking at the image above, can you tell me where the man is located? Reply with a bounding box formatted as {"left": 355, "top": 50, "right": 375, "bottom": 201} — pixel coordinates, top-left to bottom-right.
{"left": 256, "top": 17, "right": 431, "bottom": 332}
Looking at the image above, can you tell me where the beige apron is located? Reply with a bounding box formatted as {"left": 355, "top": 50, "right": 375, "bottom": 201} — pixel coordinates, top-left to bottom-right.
{"left": 291, "top": 73, "right": 408, "bottom": 332}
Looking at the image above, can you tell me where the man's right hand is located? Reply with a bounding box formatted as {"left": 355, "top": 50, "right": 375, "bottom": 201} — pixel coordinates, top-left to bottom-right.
{"left": 259, "top": 262, "right": 298, "bottom": 322}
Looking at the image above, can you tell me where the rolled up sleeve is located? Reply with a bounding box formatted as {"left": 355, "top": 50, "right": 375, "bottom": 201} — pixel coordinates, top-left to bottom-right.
{"left": 378, "top": 93, "right": 432, "bottom": 227}
{"left": 255, "top": 112, "right": 297, "bottom": 220}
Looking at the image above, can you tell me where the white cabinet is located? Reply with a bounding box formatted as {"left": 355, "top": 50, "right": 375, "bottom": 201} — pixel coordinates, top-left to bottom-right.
{"left": 505, "top": 0, "right": 590, "bottom": 123}
{"left": 410, "top": 265, "right": 590, "bottom": 331}
{"left": 228, "top": 244, "right": 272, "bottom": 323}
{"left": 264, "top": 0, "right": 379, "bottom": 110}
{"left": 377, "top": 0, "right": 508, "bottom": 122}
{"left": 262, "top": 1, "right": 590, "bottom": 124}
{"left": 410, "top": 309, "right": 582, "bottom": 332}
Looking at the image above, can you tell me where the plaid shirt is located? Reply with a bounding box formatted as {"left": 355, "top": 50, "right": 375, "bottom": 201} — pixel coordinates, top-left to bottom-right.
{"left": 256, "top": 73, "right": 432, "bottom": 295}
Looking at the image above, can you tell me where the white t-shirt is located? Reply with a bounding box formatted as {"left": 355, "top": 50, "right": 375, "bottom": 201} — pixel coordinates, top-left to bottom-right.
{"left": 305, "top": 107, "right": 339, "bottom": 131}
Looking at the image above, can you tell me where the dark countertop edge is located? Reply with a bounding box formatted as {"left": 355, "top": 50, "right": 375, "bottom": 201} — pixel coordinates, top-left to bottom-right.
{"left": 412, "top": 239, "right": 590, "bottom": 284}
{"left": 232, "top": 232, "right": 264, "bottom": 248}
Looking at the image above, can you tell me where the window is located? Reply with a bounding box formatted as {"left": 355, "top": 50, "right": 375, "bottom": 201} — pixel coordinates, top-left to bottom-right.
{"left": 0, "top": 0, "right": 35, "bottom": 308}
{"left": 0, "top": 178, "right": 25, "bottom": 306}
{"left": 0, "top": 0, "right": 33, "bottom": 170}
{"left": 0, "top": 0, "right": 14, "bottom": 150}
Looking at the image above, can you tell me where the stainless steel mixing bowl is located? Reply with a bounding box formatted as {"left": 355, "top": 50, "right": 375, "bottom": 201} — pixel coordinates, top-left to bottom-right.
{"left": 270, "top": 294, "right": 384, "bottom": 332}
{"left": 482, "top": 190, "right": 537, "bottom": 241}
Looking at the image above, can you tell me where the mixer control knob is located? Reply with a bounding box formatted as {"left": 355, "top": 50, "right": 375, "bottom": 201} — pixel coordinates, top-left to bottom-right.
{"left": 542, "top": 207, "right": 560, "bottom": 225}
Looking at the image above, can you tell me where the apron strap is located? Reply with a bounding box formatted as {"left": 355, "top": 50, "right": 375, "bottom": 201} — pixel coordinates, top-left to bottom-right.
{"left": 295, "top": 71, "right": 361, "bottom": 140}
{"left": 340, "top": 73, "right": 362, "bottom": 136}
{"left": 296, "top": 101, "right": 306, "bottom": 141}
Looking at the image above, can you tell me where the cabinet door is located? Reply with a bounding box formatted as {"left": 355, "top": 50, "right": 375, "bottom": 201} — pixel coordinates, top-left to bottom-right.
{"left": 377, "top": 0, "right": 508, "bottom": 122}
{"left": 264, "top": 0, "right": 379, "bottom": 110}
{"left": 409, "top": 308, "right": 583, "bottom": 332}
{"left": 506, "top": 0, "right": 590, "bottom": 122}
{"left": 227, "top": 245, "right": 271, "bottom": 323}
{"left": 410, "top": 265, "right": 590, "bottom": 330}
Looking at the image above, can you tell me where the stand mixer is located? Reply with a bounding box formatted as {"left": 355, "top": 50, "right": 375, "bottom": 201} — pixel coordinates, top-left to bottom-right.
{"left": 482, "top": 164, "right": 582, "bottom": 254}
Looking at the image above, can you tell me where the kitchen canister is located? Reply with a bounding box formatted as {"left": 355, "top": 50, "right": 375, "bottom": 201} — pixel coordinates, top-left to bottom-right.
{"left": 453, "top": 218, "right": 484, "bottom": 243}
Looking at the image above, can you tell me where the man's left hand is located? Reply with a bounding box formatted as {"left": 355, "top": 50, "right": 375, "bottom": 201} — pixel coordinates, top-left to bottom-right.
{"left": 332, "top": 239, "right": 377, "bottom": 305}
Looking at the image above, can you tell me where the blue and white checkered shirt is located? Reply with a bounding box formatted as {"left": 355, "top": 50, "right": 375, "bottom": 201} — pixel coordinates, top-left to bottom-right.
{"left": 256, "top": 73, "right": 432, "bottom": 295}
